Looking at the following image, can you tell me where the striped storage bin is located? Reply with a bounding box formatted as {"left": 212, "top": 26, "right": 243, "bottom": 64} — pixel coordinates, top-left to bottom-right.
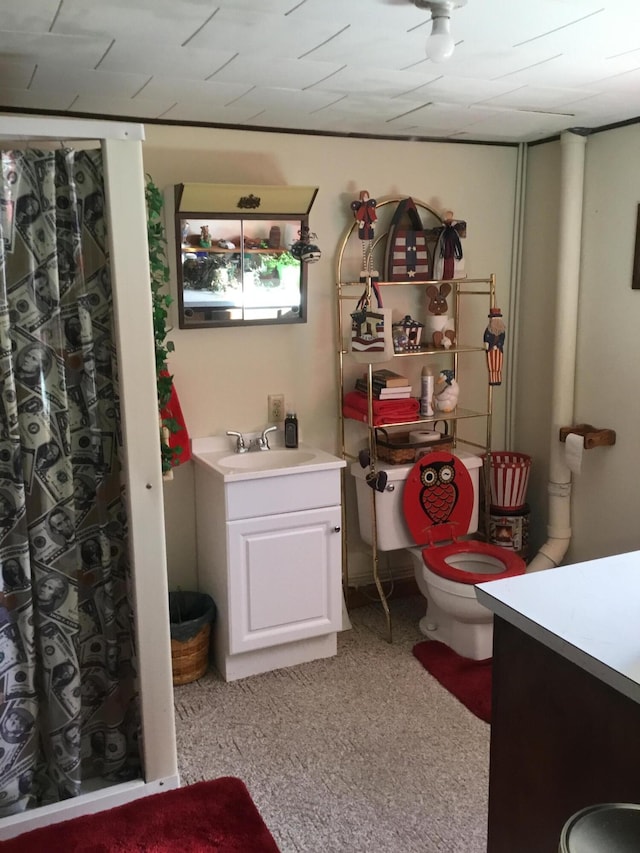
{"left": 485, "top": 452, "right": 531, "bottom": 511}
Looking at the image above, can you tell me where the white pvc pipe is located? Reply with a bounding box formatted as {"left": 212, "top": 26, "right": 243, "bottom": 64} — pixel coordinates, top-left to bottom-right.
{"left": 506, "top": 142, "right": 527, "bottom": 449}
{"left": 527, "top": 130, "right": 587, "bottom": 572}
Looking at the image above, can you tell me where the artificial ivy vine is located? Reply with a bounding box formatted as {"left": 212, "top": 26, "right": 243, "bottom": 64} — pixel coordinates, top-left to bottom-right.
{"left": 145, "top": 175, "right": 182, "bottom": 474}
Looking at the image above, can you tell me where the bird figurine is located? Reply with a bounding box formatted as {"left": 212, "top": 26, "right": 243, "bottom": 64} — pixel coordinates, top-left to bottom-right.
{"left": 433, "top": 369, "right": 459, "bottom": 413}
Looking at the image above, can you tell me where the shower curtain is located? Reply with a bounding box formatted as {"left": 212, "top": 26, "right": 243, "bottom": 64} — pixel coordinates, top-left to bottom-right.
{"left": 0, "top": 148, "right": 140, "bottom": 816}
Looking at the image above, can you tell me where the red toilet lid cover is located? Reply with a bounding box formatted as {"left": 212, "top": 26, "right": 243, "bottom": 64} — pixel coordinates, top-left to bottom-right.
{"left": 402, "top": 451, "right": 474, "bottom": 546}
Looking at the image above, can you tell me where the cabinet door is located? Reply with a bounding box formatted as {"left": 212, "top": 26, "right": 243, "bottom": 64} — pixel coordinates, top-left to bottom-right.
{"left": 227, "top": 506, "right": 342, "bottom": 654}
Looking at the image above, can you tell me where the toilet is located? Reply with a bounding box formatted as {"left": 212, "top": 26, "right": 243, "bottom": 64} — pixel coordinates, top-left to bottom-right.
{"left": 351, "top": 449, "right": 526, "bottom": 659}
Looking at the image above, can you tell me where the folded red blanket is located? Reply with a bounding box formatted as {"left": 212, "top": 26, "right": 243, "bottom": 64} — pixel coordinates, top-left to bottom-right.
{"left": 343, "top": 404, "right": 409, "bottom": 426}
{"left": 343, "top": 391, "right": 419, "bottom": 426}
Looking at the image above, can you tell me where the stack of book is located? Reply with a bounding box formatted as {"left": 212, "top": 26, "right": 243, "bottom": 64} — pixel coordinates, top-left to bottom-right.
{"left": 355, "top": 368, "right": 412, "bottom": 399}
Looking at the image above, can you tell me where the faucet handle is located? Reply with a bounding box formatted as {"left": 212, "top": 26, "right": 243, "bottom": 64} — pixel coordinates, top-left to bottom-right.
{"left": 226, "top": 430, "right": 247, "bottom": 453}
{"left": 260, "top": 425, "right": 278, "bottom": 450}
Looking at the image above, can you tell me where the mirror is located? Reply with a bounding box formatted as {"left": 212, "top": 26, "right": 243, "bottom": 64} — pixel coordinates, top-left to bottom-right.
{"left": 174, "top": 184, "right": 318, "bottom": 328}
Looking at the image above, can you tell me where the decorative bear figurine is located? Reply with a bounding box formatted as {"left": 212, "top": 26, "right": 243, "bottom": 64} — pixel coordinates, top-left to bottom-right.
{"left": 433, "top": 369, "right": 459, "bottom": 413}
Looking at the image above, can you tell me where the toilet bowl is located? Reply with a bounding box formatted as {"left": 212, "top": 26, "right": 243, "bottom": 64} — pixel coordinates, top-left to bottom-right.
{"left": 351, "top": 449, "right": 526, "bottom": 659}
{"left": 409, "top": 541, "right": 524, "bottom": 659}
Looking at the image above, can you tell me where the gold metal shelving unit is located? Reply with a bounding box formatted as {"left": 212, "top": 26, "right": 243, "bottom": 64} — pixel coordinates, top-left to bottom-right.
{"left": 335, "top": 197, "right": 496, "bottom": 642}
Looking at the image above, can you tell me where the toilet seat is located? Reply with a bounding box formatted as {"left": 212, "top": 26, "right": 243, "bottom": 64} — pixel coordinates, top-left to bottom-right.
{"left": 421, "top": 540, "right": 524, "bottom": 585}
{"left": 402, "top": 451, "right": 525, "bottom": 581}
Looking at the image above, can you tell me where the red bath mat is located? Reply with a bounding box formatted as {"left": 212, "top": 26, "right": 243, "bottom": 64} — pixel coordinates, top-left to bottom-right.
{"left": 1, "top": 777, "right": 280, "bottom": 853}
{"left": 413, "top": 640, "right": 492, "bottom": 723}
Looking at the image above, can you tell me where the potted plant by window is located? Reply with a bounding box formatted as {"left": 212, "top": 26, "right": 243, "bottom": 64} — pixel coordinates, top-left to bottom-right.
{"left": 260, "top": 250, "right": 300, "bottom": 289}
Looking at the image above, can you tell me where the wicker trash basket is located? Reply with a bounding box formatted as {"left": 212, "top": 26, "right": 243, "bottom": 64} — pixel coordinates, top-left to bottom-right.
{"left": 169, "top": 591, "right": 217, "bottom": 686}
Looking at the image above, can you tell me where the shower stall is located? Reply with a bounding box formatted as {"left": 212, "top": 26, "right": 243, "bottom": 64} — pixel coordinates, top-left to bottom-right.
{"left": 0, "top": 116, "right": 177, "bottom": 840}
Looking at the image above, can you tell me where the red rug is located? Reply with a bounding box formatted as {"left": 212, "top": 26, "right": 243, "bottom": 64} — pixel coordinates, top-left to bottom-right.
{"left": 413, "top": 640, "right": 492, "bottom": 723}
{"left": 1, "top": 777, "right": 280, "bottom": 853}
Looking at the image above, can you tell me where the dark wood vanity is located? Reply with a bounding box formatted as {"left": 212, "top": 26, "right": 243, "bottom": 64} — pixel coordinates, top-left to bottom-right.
{"left": 476, "top": 553, "right": 640, "bottom": 852}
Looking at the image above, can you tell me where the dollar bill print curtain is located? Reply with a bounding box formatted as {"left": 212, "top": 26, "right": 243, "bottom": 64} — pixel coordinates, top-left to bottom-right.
{"left": 0, "top": 148, "right": 140, "bottom": 815}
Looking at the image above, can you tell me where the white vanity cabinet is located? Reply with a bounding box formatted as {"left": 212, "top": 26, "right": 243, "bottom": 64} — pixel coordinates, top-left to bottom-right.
{"left": 193, "top": 443, "right": 345, "bottom": 682}
{"left": 228, "top": 504, "right": 342, "bottom": 655}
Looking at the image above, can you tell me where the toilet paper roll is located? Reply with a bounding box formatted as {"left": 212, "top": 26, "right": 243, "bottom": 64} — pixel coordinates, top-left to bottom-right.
{"left": 409, "top": 430, "right": 441, "bottom": 444}
{"left": 565, "top": 432, "right": 584, "bottom": 474}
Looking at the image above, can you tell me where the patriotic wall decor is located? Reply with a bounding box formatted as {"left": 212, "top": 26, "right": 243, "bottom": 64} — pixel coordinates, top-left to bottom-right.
{"left": 483, "top": 307, "right": 506, "bottom": 385}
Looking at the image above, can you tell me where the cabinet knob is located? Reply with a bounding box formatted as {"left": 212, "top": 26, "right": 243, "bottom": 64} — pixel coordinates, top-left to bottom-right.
{"left": 385, "top": 484, "right": 395, "bottom": 492}
{"left": 333, "top": 526, "right": 341, "bottom": 533}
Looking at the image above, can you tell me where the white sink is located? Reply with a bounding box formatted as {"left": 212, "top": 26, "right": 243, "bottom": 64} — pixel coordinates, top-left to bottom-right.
{"left": 216, "top": 449, "right": 316, "bottom": 470}
{"left": 191, "top": 437, "right": 346, "bottom": 482}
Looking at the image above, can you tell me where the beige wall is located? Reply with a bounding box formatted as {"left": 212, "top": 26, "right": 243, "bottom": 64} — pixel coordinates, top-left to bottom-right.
{"left": 571, "top": 124, "right": 640, "bottom": 561}
{"left": 517, "top": 124, "right": 640, "bottom": 565}
{"left": 143, "top": 125, "right": 519, "bottom": 588}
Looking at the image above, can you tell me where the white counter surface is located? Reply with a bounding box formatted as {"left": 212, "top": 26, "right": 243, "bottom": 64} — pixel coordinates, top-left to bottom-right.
{"left": 476, "top": 551, "right": 640, "bottom": 705}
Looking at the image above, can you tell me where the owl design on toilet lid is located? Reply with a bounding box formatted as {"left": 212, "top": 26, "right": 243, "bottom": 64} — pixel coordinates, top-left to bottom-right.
{"left": 403, "top": 452, "right": 474, "bottom": 545}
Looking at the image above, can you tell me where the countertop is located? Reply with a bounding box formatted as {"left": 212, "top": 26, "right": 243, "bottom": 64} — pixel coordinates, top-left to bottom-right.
{"left": 475, "top": 551, "right": 640, "bottom": 705}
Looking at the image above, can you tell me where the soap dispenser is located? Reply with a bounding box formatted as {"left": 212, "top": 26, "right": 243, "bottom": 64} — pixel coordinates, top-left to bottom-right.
{"left": 284, "top": 412, "right": 299, "bottom": 448}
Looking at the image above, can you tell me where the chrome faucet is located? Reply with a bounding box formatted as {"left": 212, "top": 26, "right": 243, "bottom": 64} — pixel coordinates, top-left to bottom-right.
{"left": 253, "top": 425, "right": 278, "bottom": 451}
{"left": 226, "top": 430, "right": 248, "bottom": 454}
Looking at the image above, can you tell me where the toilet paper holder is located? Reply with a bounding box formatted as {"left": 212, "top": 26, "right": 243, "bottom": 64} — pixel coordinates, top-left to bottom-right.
{"left": 559, "top": 424, "right": 616, "bottom": 449}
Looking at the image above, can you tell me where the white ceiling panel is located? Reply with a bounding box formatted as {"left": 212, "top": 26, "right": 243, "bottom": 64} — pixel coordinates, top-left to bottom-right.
{"left": 141, "top": 78, "right": 256, "bottom": 105}
{"left": 161, "top": 101, "right": 264, "bottom": 124}
{"left": 31, "top": 65, "right": 150, "bottom": 99}
{"left": 0, "top": 86, "right": 72, "bottom": 113}
{"left": 220, "top": 87, "right": 353, "bottom": 115}
{"left": 480, "top": 85, "right": 600, "bottom": 111}
{"left": 386, "top": 103, "right": 481, "bottom": 135}
{"left": 586, "top": 65, "right": 640, "bottom": 92}
{"left": 313, "top": 66, "right": 443, "bottom": 98}
{"left": 0, "top": 60, "right": 36, "bottom": 90}
{"left": 206, "top": 57, "right": 346, "bottom": 91}
{"left": 326, "top": 94, "right": 431, "bottom": 121}
{"left": 98, "top": 42, "right": 239, "bottom": 81}
{"left": 70, "top": 94, "right": 181, "bottom": 120}
{"left": 0, "top": 29, "right": 110, "bottom": 67}
{"left": 454, "top": 107, "right": 576, "bottom": 140}
{"left": 52, "top": 0, "right": 215, "bottom": 46}
{"left": 184, "top": 8, "right": 343, "bottom": 62}
{"left": 1, "top": 0, "right": 60, "bottom": 32}
{"left": 0, "top": 0, "right": 639, "bottom": 142}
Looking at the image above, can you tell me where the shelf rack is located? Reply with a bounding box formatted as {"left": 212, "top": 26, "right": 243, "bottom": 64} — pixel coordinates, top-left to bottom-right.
{"left": 335, "top": 197, "right": 496, "bottom": 642}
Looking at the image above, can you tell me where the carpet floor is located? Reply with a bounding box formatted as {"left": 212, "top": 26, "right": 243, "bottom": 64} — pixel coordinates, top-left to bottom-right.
{"left": 174, "top": 595, "right": 490, "bottom": 853}
{"left": 412, "top": 640, "right": 492, "bottom": 723}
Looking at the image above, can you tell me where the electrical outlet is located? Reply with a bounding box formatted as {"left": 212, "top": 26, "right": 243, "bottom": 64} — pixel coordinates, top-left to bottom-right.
{"left": 268, "top": 394, "right": 285, "bottom": 423}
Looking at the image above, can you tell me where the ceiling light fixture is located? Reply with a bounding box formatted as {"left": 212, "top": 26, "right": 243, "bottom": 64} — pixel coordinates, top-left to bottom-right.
{"left": 412, "top": 0, "right": 467, "bottom": 63}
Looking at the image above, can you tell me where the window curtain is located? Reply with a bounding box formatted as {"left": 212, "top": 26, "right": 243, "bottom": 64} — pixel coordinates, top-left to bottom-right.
{"left": 0, "top": 148, "right": 140, "bottom": 815}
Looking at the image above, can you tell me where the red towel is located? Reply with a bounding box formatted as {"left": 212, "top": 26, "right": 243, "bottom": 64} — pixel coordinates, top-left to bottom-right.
{"left": 343, "top": 390, "right": 419, "bottom": 426}
{"left": 160, "top": 372, "right": 191, "bottom": 465}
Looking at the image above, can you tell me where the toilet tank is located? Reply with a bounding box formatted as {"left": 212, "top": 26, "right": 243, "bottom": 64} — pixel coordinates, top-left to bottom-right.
{"left": 350, "top": 450, "right": 483, "bottom": 551}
